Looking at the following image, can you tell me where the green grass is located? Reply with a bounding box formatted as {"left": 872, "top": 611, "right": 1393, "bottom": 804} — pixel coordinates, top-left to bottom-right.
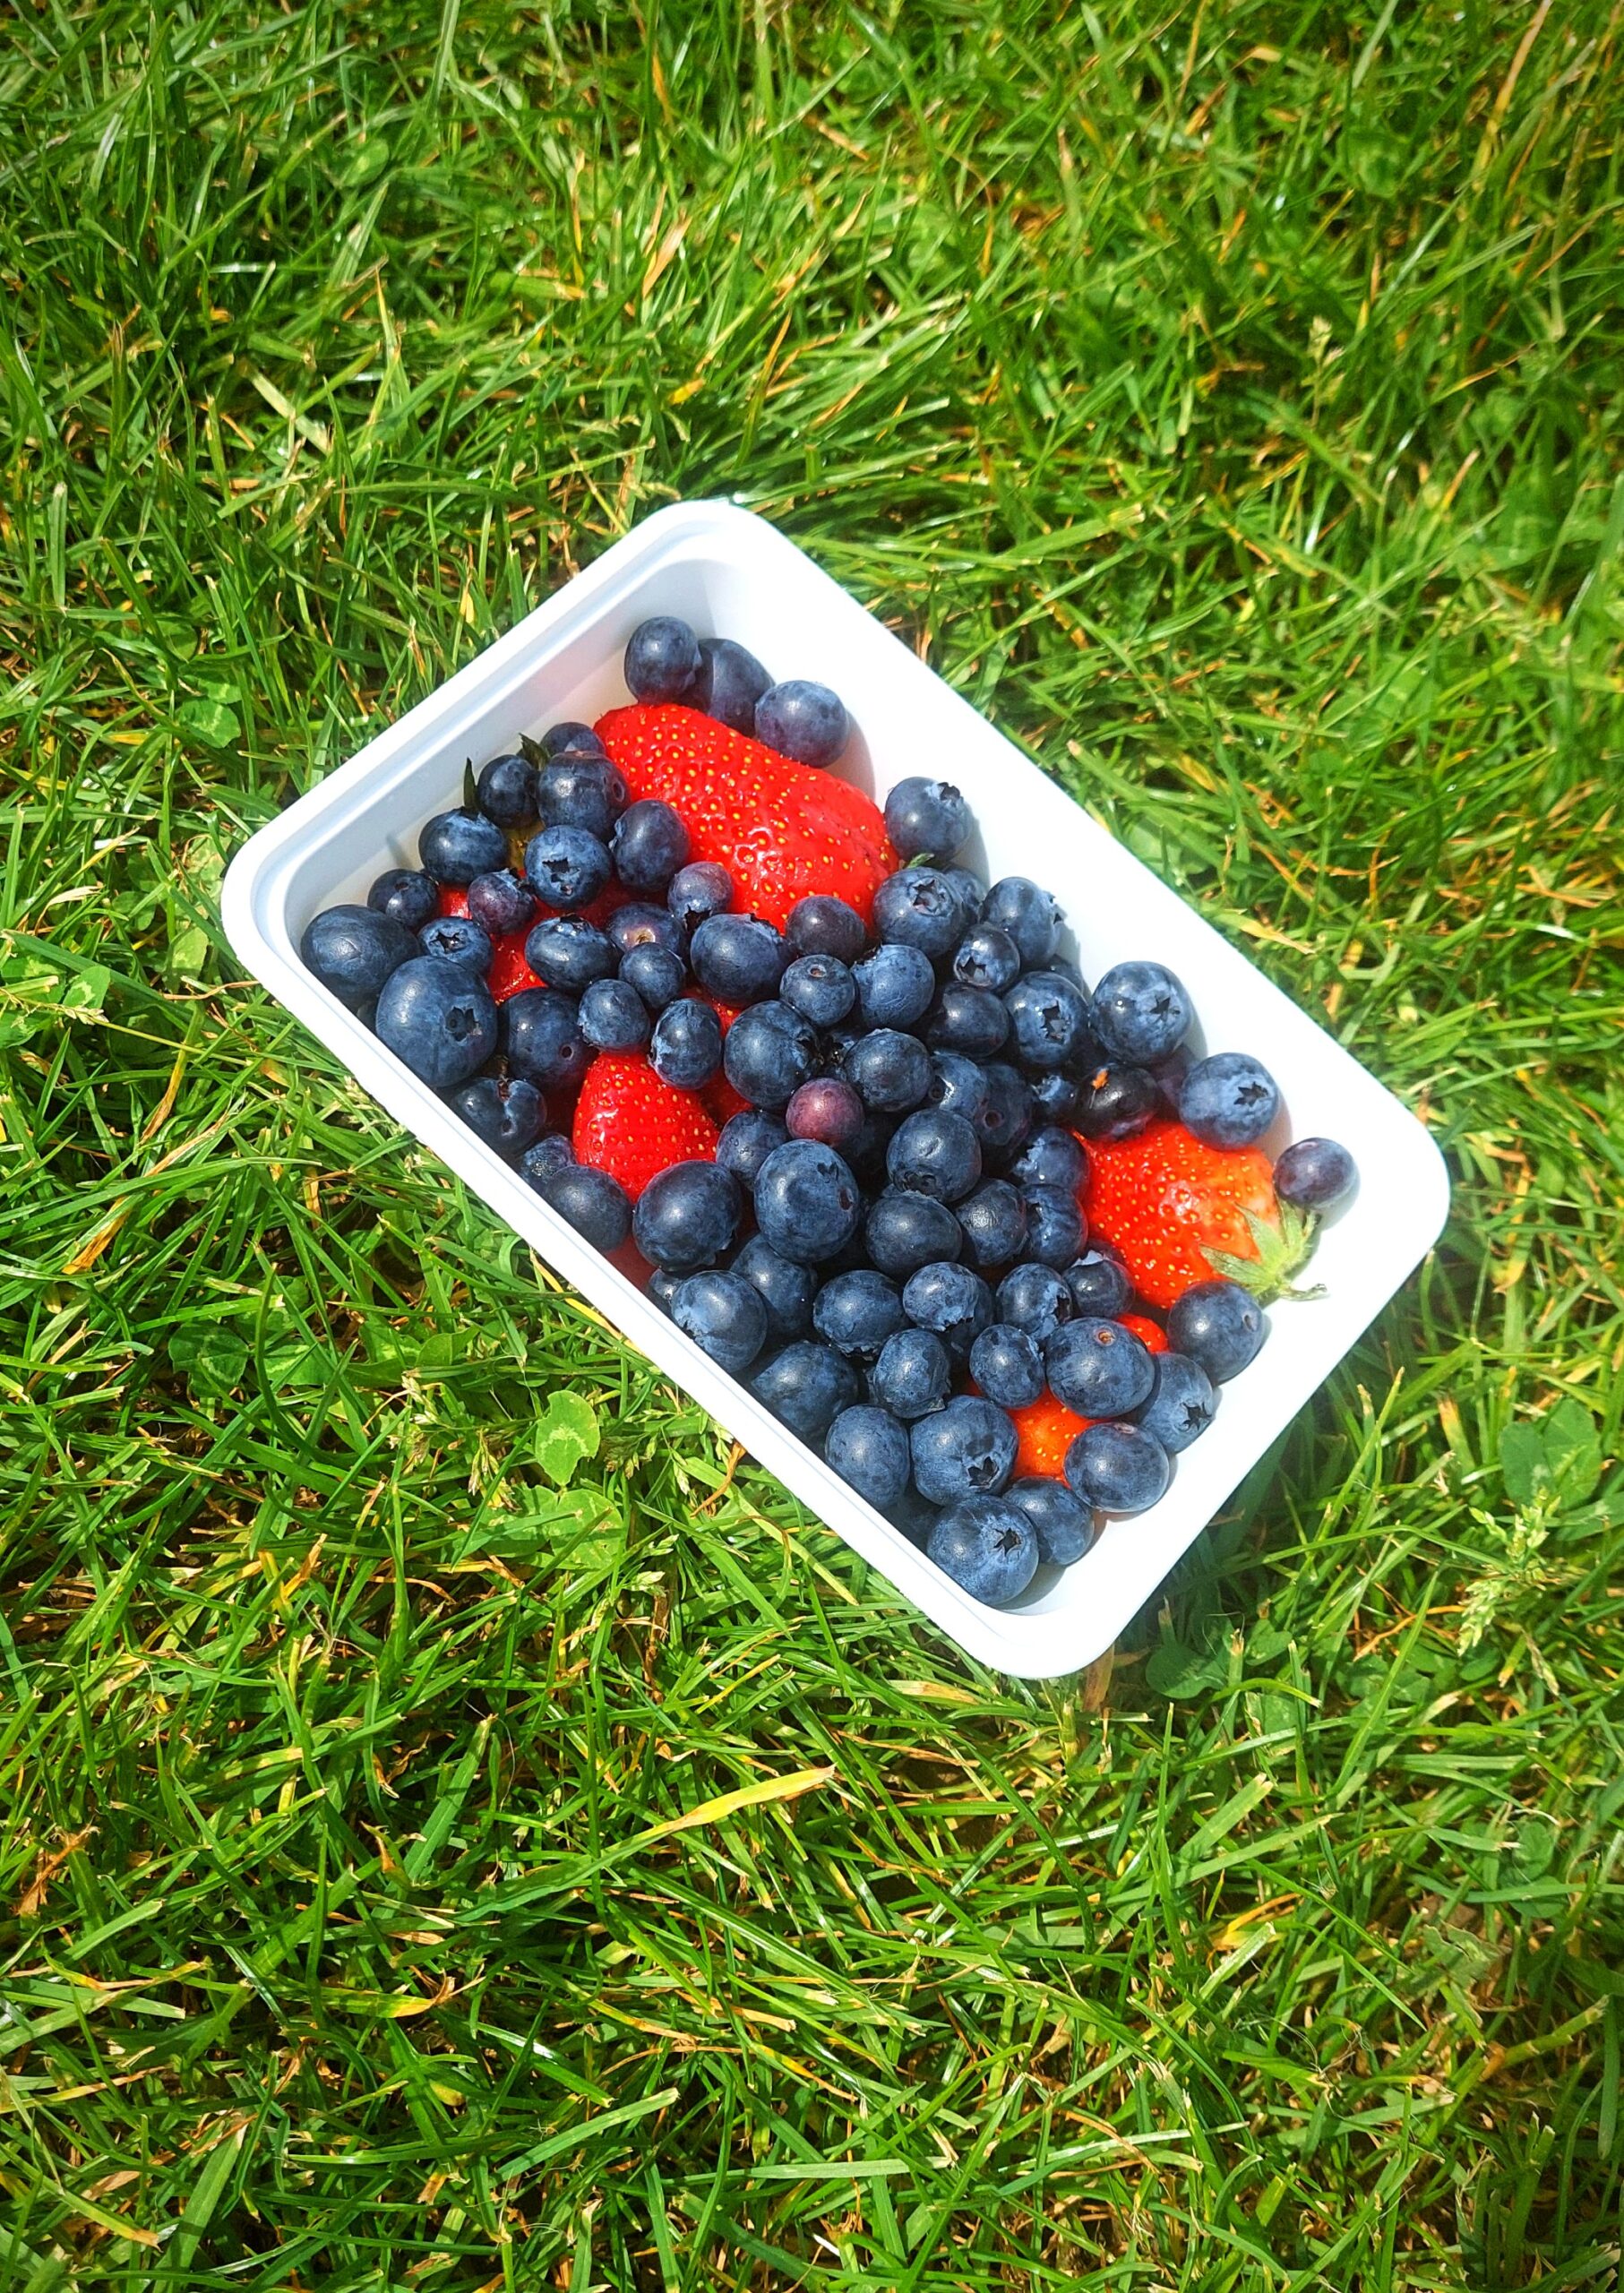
{"left": 1, "top": 0, "right": 1621, "bottom": 2284}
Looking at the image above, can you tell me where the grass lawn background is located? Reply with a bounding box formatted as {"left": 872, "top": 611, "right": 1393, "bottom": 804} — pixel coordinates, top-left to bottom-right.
{"left": 3, "top": 1, "right": 1622, "bottom": 2285}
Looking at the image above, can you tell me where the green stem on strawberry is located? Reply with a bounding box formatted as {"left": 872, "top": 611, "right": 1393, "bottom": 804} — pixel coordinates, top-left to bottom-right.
{"left": 1206, "top": 1202, "right": 1325, "bottom": 1304}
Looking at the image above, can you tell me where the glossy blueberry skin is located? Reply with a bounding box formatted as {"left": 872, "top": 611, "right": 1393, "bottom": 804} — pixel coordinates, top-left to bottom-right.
{"left": 952, "top": 924, "right": 1021, "bottom": 994}
{"left": 813, "top": 1270, "right": 906, "bottom": 1364}
{"left": 971, "top": 1062, "right": 1034, "bottom": 1162}
{"left": 926, "top": 1051, "right": 991, "bottom": 1129}
{"left": 523, "top": 826, "right": 611, "bottom": 910}
{"left": 475, "top": 751, "right": 537, "bottom": 829}
{"left": 1030, "top": 1071, "right": 1081, "bottom": 1127}
{"left": 648, "top": 1267, "right": 683, "bottom": 1313}
{"left": 625, "top": 614, "right": 701, "bottom": 703}
{"left": 1022, "top": 1184, "right": 1086, "bottom": 1271}
{"left": 501, "top": 988, "right": 594, "bottom": 1095}
{"left": 781, "top": 954, "right": 855, "bottom": 1028}
{"left": 1064, "top": 1421, "right": 1170, "bottom": 1515}
{"left": 1003, "top": 970, "right": 1090, "bottom": 1072}
{"left": 883, "top": 776, "right": 972, "bottom": 861}
{"left": 524, "top": 916, "right": 616, "bottom": 992}
{"left": 724, "top": 1001, "right": 819, "bottom": 1111}
{"left": 538, "top": 754, "right": 627, "bottom": 839}
{"left": 755, "top": 677, "right": 849, "bottom": 768}
{"left": 852, "top": 941, "right": 935, "bottom": 1031}
{"left": 956, "top": 1179, "right": 1028, "bottom": 1270}
{"left": 826, "top": 1405, "right": 912, "bottom": 1509}
{"left": 864, "top": 1189, "right": 964, "bottom": 1280}
{"left": 620, "top": 943, "right": 687, "bottom": 1011}
{"left": 786, "top": 894, "right": 867, "bottom": 964}
{"left": 1045, "top": 1317, "right": 1156, "bottom": 1420}
{"left": 691, "top": 914, "right": 787, "bottom": 1005}
{"left": 579, "top": 976, "right": 652, "bottom": 1052}
{"left": 786, "top": 1077, "right": 864, "bottom": 1150}
{"left": 843, "top": 1029, "right": 932, "bottom": 1116}
{"left": 419, "top": 808, "right": 510, "bottom": 886}
{"left": 926, "top": 983, "right": 1010, "bottom": 1061}
{"left": 1063, "top": 1248, "right": 1131, "bottom": 1319}
{"left": 1166, "top": 1279, "right": 1267, "bottom": 1381}
{"left": 447, "top": 1072, "right": 546, "bottom": 1156}
{"left": 418, "top": 914, "right": 494, "bottom": 971}
{"left": 980, "top": 877, "right": 1060, "bottom": 968}
{"left": 649, "top": 998, "right": 722, "bottom": 1089}
{"left": 301, "top": 905, "right": 416, "bottom": 1009}
{"left": 673, "top": 1267, "right": 770, "bottom": 1375}
{"left": 520, "top": 1133, "right": 575, "bottom": 1185}
{"left": 902, "top": 1260, "right": 995, "bottom": 1355}
{"left": 611, "top": 799, "right": 690, "bottom": 895}
{"left": 995, "top": 1262, "right": 1075, "bottom": 1343}
{"left": 607, "top": 904, "right": 686, "bottom": 960}
{"left": 632, "top": 1159, "right": 742, "bottom": 1273}
{"left": 537, "top": 1163, "right": 632, "bottom": 1251}
{"left": 872, "top": 867, "right": 967, "bottom": 961}
{"left": 1179, "top": 1052, "right": 1281, "bottom": 1149}
{"left": 374, "top": 956, "right": 497, "bottom": 1089}
{"left": 969, "top": 1322, "right": 1044, "bottom": 1409}
{"left": 667, "top": 861, "right": 735, "bottom": 937}
{"left": 731, "top": 1232, "right": 819, "bottom": 1342}
{"left": 466, "top": 868, "right": 537, "bottom": 939}
{"left": 1074, "top": 1061, "right": 1159, "bottom": 1142}
{"left": 684, "top": 635, "right": 772, "bottom": 734}
{"left": 886, "top": 1107, "right": 983, "bottom": 1203}
{"left": 1005, "top": 1477, "right": 1095, "bottom": 1567}
{"left": 1132, "top": 1351, "right": 1217, "bottom": 1453}
{"left": 1010, "top": 1126, "right": 1087, "bottom": 1194}
{"left": 753, "top": 1140, "right": 863, "bottom": 1266}
{"left": 367, "top": 869, "right": 441, "bottom": 932}
{"left": 752, "top": 1341, "right": 861, "bottom": 1442}
{"left": 870, "top": 1327, "right": 952, "bottom": 1421}
{"left": 1274, "top": 1136, "right": 1357, "bottom": 1211}
{"left": 1090, "top": 960, "right": 1193, "bottom": 1065}
{"left": 539, "top": 719, "right": 605, "bottom": 759}
{"left": 925, "top": 1495, "right": 1036, "bottom": 1604}
{"left": 911, "top": 1396, "right": 1018, "bottom": 1506}
{"left": 716, "top": 1109, "right": 790, "bottom": 1190}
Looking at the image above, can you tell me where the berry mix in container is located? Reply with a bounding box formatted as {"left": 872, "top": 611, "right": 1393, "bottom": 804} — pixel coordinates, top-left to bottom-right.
{"left": 301, "top": 617, "right": 1357, "bottom": 1609}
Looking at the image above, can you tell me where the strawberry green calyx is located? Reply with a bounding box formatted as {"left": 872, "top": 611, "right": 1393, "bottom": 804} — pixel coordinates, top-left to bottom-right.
{"left": 1206, "top": 1201, "right": 1324, "bottom": 1303}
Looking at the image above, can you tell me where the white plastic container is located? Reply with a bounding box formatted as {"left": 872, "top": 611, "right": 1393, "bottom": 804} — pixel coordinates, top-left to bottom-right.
{"left": 221, "top": 501, "right": 1448, "bottom": 1679}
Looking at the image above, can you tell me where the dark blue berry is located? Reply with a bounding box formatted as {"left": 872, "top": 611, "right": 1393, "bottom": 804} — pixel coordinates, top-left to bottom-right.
{"left": 648, "top": 1266, "right": 683, "bottom": 1313}
{"left": 995, "top": 1262, "right": 1074, "bottom": 1342}
{"left": 520, "top": 1133, "right": 575, "bottom": 1185}
{"left": 1005, "top": 1477, "right": 1095, "bottom": 1566}
{"left": 968, "top": 1323, "right": 1044, "bottom": 1408}
{"left": 475, "top": 752, "right": 537, "bottom": 829}
{"left": 691, "top": 914, "right": 786, "bottom": 1005}
{"left": 845, "top": 1028, "right": 932, "bottom": 1115}
{"left": 971, "top": 1062, "right": 1034, "bottom": 1161}
{"left": 886, "top": 1107, "right": 982, "bottom": 1202}
{"left": 579, "top": 976, "right": 651, "bottom": 1052}
{"left": 755, "top": 678, "right": 849, "bottom": 768}
{"left": 1045, "top": 1318, "right": 1156, "bottom": 1419}
{"left": 418, "top": 914, "right": 493, "bottom": 971}
{"left": 852, "top": 941, "right": 935, "bottom": 1031}
{"left": 684, "top": 635, "right": 772, "bottom": 734}
{"left": 301, "top": 905, "right": 415, "bottom": 1010}
{"left": 786, "top": 1077, "right": 864, "bottom": 1150}
{"left": 952, "top": 924, "right": 1021, "bottom": 994}
{"left": 872, "top": 867, "right": 967, "bottom": 961}
{"left": 1010, "top": 1127, "right": 1087, "bottom": 1193}
{"left": 374, "top": 957, "right": 497, "bottom": 1088}
{"left": 902, "top": 1260, "right": 994, "bottom": 1354}
{"left": 611, "top": 800, "right": 689, "bottom": 895}
{"left": 724, "top": 1001, "right": 819, "bottom": 1110}
{"left": 620, "top": 944, "right": 686, "bottom": 1011}
{"left": 752, "top": 1341, "right": 861, "bottom": 1442}
{"left": 883, "top": 777, "right": 971, "bottom": 861}
{"left": 539, "top": 720, "right": 605, "bottom": 759}
{"left": 1091, "top": 960, "right": 1192, "bottom": 1065}
{"left": 753, "top": 1140, "right": 863, "bottom": 1265}
{"left": 1064, "top": 1421, "right": 1170, "bottom": 1514}
{"left": 607, "top": 904, "right": 685, "bottom": 960}
{"left": 673, "top": 1267, "right": 769, "bottom": 1375}
{"left": 786, "top": 895, "right": 867, "bottom": 963}
{"left": 524, "top": 916, "right": 616, "bottom": 992}
{"left": 1022, "top": 1184, "right": 1086, "bottom": 1270}
{"left": 980, "top": 877, "right": 1059, "bottom": 968}
{"left": 1179, "top": 1052, "right": 1280, "bottom": 1149}
{"left": 1030, "top": 1071, "right": 1081, "bottom": 1126}
{"left": 926, "top": 1051, "right": 990, "bottom": 1129}
{"left": 926, "top": 984, "right": 1010, "bottom": 1061}
{"left": 524, "top": 825, "right": 612, "bottom": 909}
{"left": 447, "top": 1072, "right": 546, "bottom": 1156}
{"left": 1003, "top": 970, "right": 1090, "bottom": 1072}
{"left": 632, "top": 1159, "right": 741, "bottom": 1272}
{"left": 536, "top": 1161, "right": 632, "bottom": 1251}
{"left": 731, "top": 1232, "right": 818, "bottom": 1341}
{"left": 538, "top": 754, "right": 627, "bottom": 839}
{"left": 1166, "top": 1280, "right": 1266, "bottom": 1381}
{"left": 1150, "top": 1046, "right": 1192, "bottom": 1118}
{"left": 911, "top": 1396, "right": 1018, "bottom": 1505}
{"left": 1063, "top": 1248, "right": 1131, "bottom": 1319}
{"left": 501, "top": 988, "right": 593, "bottom": 1094}
{"left": 1274, "top": 1137, "right": 1356, "bottom": 1211}
{"left": 956, "top": 1180, "right": 1028, "bottom": 1270}
{"left": 649, "top": 997, "right": 722, "bottom": 1088}
{"left": 870, "top": 1327, "right": 952, "bottom": 1421}
{"left": 1075, "top": 1061, "right": 1158, "bottom": 1142}
{"left": 1132, "top": 1352, "right": 1217, "bottom": 1452}
{"left": 419, "top": 809, "right": 510, "bottom": 886}
{"left": 367, "top": 870, "right": 440, "bottom": 932}
{"left": 716, "top": 1109, "right": 789, "bottom": 1189}
{"left": 826, "top": 1405, "right": 912, "bottom": 1508}
{"left": 667, "top": 861, "right": 734, "bottom": 936}
{"left": 925, "top": 1495, "right": 1036, "bottom": 1604}
{"left": 781, "top": 954, "right": 855, "bottom": 1028}
{"left": 466, "top": 868, "right": 537, "bottom": 939}
{"left": 625, "top": 615, "right": 701, "bottom": 703}
{"left": 813, "top": 1270, "right": 906, "bottom": 1364}
{"left": 864, "top": 1189, "right": 963, "bottom": 1280}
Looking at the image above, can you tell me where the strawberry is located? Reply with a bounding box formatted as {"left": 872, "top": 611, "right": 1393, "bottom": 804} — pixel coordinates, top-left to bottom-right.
{"left": 571, "top": 1053, "right": 720, "bottom": 1201}
{"left": 1119, "top": 1312, "right": 1169, "bottom": 1355}
{"left": 487, "top": 928, "right": 543, "bottom": 1002}
{"left": 1082, "top": 1121, "right": 1313, "bottom": 1310}
{"left": 437, "top": 884, "right": 470, "bottom": 918}
{"left": 1007, "top": 1392, "right": 1093, "bottom": 1482}
{"left": 596, "top": 702, "right": 896, "bottom": 929}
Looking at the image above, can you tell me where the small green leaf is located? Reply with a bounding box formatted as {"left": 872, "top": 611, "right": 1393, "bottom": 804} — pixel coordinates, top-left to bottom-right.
{"left": 1247, "top": 1621, "right": 1290, "bottom": 1665}
{"left": 1500, "top": 1400, "right": 1602, "bottom": 1511}
{"left": 533, "top": 1390, "right": 600, "bottom": 1486}
{"left": 176, "top": 696, "right": 241, "bottom": 751}
{"left": 0, "top": 947, "right": 111, "bottom": 1047}
{"left": 170, "top": 1327, "right": 250, "bottom": 1396}
{"left": 1145, "top": 1638, "right": 1225, "bottom": 1699}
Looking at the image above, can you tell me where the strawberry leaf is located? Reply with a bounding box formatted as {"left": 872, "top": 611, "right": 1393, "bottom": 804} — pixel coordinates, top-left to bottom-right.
{"left": 1207, "top": 1203, "right": 1324, "bottom": 1303}
{"left": 461, "top": 757, "right": 479, "bottom": 813}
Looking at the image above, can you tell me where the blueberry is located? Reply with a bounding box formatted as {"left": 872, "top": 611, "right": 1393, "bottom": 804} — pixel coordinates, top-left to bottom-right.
{"left": 1045, "top": 1318, "right": 1156, "bottom": 1419}
{"left": 418, "top": 914, "right": 494, "bottom": 971}
{"left": 886, "top": 1107, "right": 982, "bottom": 1202}
{"left": 887, "top": 1486, "right": 941, "bottom": 1545}
{"left": 447, "top": 1072, "right": 546, "bottom": 1156}
{"left": 1022, "top": 1184, "right": 1086, "bottom": 1270}
{"left": 926, "top": 1051, "right": 990, "bottom": 1129}
{"left": 952, "top": 923, "right": 1021, "bottom": 994}
{"left": 648, "top": 1267, "right": 683, "bottom": 1313}
{"left": 781, "top": 954, "right": 855, "bottom": 1028}
{"left": 374, "top": 956, "right": 498, "bottom": 1088}
{"left": 1010, "top": 1127, "right": 1087, "bottom": 1193}
{"left": 1002, "top": 970, "right": 1090, "bottom": 1072}
{"left": 1132, "top": 1351, "right": 1217, "bottom": 1452}
{"left": 1063, "top": 1248, "right": 1131, "bottom": 1319}
{"left": 724, "top": 1001, "right": 819, "bottom": 1111}
{"left": 1166, "top": 1279, "right": 1266, "bottom": 1381}
{"left": 755, "top": 678, "right": 849, "bottom": 768}
{"left": 910, "top": 1396, "right": 1018, "bottom": 1505}
{"left": 475, "top": 751, "right": 537, "bottom": 829}
{"left": 925, "top": 983, "right": 1010, "bottom": 1061}
{"left": 845, "top": 1029, "right": 932, "bottom": 1116}
{"left": 925, "top": 1495, "right": 1036, "bottom": 1604}
{"left": 611, "top": 799, "right": 690, "bottom": 895}
{"left": 971, "top": 1062, "right": 1034, "bottom": 1161}
{"left": 691, "top": 914, "right": 786, "bottom": 1005}
{"left": 1030, "top": 1071, "right": 1081, "bottom": 1126}
{"left": 1075, "top": 1061, "right": 1159, "bottom": 1142}
{"left": 1180, "top": 1052, "right": 1280, "bottom": 1149}
{"left": 731, "top": 1232, "right": 819, "bottom": 1342}
{"left": 852, "top": 941, "right": 935, "bottom": 1031}
{"left": 969, "top": 1323, "right": 1044, "bottom": 1408}
{"left": 883, "top": 776, "right": 971, "bottom": 861}
{"left": 367, "top": 869, "right": 441, "bottom": 932}
{"left": 1004, "top": 1477, "right": 1095, "bottom": 1567}
{"left": 649, "top": 998, "right": 722, "bottom": 1089}
{"left": 539, "top": 720, "right": 606, "bottom": 759}
{"left": 752, "top": 1341, "right": 861, "bottom": 1442}
{"left": 1149, "top": 1046, "right": 1191, "bottom": 1120}
{"left": 1275, "top": 1137, "right": 1357, "bottom": 1211}
{"left": 786, "top": 894, "right": 867, "bottom": 963}
{"left": 418, "top": 808, "right": 510, "bottom": 886}
{"left": 538, "top": 754, "right": 628, "bottom": 839}
{"left": 501, "top": 988, "right": 594, "bottom": 1094}
{"left": 301, "top": 905, "right": 416, "bottom": 1009}
{"left": 466, "top": 868, "right": 537, "bottom": 939}
{"left": 716, "top": 1109, "right": 789, "bottom": 1190}
{"left": 535, "top": 1161, "right": 632, "bottom": 1252}
{"left": 520, "top": 1133, "right": 575, "bottom": 1185}
{"left": 872, "top": 867, "right": 966, "bottom": 961}
{"left": 864, "top": 1189, "right": 963, "bottom": 1280}
{"left": 1064, "top": 1421, "right": 1170, "bottom": 1515}
{"left": 813, "top": 1270, "right": 906, "bottom": 1364}
{"left": 902, "top": 1260, "right": 994, "bottom": 1354}
{"left": 753, "top": 1139, "right": 863, "bottom": 1266}
{"left": 621, "top": 943, "right": 687, "bottom": 1011}
{"left": 846, "top": 1111, "right": 896, "bottom": 1189}
{"left": 1091, "top": 960, "right": 1192, "bottom": 1065}
{"left": 667, "top": 860, "right": 734, "bottom": 936}
{"left": 956, "top": 1179, "right": 1029, "bottom": 1269}
{"left": 786, "top": 1077, "right": 864, "bottom": 1150}
{"left": 870, "top": 1327, "right": 952, "bottom": 1421}
{"left": 524, "top": 916, "right": 616, "bottom": 992}
{"left": 579, "top": 976, "right": 652, "bottom": 1052}
{"left": 684, "top": 635, "right": 772, "bottom": 734}
{"left": 995, "top": 1262, "right": 1075, "bottom": 1343}
{"left": 980, "top": 877, "right": 1059, "bottom": 968}
{"left": 826, "top": 1405, "right": 912, "bottom": 1509}
{"left": 625, "top": 614, "right": 701, "bottom": 703}
{"left": 632, "top": 1159, "right": 741, "bottom": 1272}
{"left": 523, "top": 826, "right": 611, "bottom": 910}
{"left": 673, "top": 1267, "right": 770, "bottom": 1375}
{"left": 607, "top": 904, "right": 685, "bottom": 960}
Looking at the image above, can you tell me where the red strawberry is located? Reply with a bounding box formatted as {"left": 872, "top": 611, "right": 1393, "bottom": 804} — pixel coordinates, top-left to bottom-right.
{"left": 571, "top": 1053, "right": 720, "bottom": 1201}
{"left": 487, "top": 928, "right": 543, "bottom": 1002}
{"left": 1082, "top": 1121, "right": 1286, "bottom": 1310}
{"left": 1119, "top": 1312, "right": 1169, "bottom": 1355}
{"left": 1008, "top": 1393, "right": 1093, "bottom": 1482}
{"left": 437, "top": 884, "right": 470, "bottom": 918}
{"left": 596, "top": 702, "right": 896, "bottom": 929}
